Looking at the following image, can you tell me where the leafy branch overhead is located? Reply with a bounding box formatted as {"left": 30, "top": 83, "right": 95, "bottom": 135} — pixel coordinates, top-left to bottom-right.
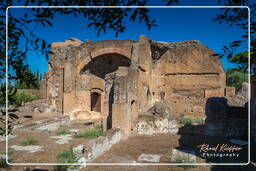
{"left": 0, "top": 0, "right": 182, "bottom": 87}
{"left": 214, "top": 0, "right": 256, "bottom": 74}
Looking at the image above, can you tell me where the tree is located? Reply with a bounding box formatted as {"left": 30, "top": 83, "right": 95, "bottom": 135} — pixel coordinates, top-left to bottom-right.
{"left": 226, "top": 68, "right": 248, "bottom": 90}
{"left": 214, "top": 0, "right": 256, "bottom": 74}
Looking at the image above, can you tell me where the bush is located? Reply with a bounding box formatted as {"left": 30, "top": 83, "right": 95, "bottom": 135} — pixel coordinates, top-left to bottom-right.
{"left": 226, "top": 69, "right": 248, "bottom": 91}
{"left": 75, "top": 129, "right": 106, "bottom": 138}
{"left": 173, "top": 155, "right": 196, "bottom": 169}
{"left": 56, "top": 129, "right": 70, "bottom": 135}
{"left": 56, "top": 148, "right": 78, "bottom": 171}
{"left": 180, "top": 118, "right": 193, "bottom": 125}
{"left": 13, "top": 92, "right": 38, "bottom": 106}
{"left": 19, "top": 136, "right": 38, "bottom": 146}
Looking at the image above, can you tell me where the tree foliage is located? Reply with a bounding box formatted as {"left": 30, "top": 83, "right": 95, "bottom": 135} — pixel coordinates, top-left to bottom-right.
{"left": 226, "top": 68, "right": 248, "bottom": 90}
{"left": 214, "top": 0, "right": 256, "bottom": 74}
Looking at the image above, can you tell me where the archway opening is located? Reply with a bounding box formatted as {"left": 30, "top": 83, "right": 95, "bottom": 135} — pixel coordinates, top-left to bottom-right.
{"left": 80, "top": 53, "right": 131, "bottom": 79}
{"left": 91, "top": 92, "right": 101, "bottom": 112}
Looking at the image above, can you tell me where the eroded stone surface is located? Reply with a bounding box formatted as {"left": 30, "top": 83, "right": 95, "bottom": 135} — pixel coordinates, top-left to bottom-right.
{"left": 170, "top": 149, "right": 196, "bottom": 163}
{"left": 10, "top": 145, "right": 43, "bottom": 153}
{"left": 0, "top": 135, "right": 17, "bottom": 142}
{"left": 137, "top": 154, "right": 161, "bottom": 163}
{"left": 73, "top": 145, "right": 85, "bottom": 155}
{"left": 50, "top": 134, "right": 72, "bottom": 144}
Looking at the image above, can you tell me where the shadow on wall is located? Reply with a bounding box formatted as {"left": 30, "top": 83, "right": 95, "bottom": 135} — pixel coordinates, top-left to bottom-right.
{"left": 175, "top": 97, "right": 253, "bottom": 169}
{"left": 107, "top": 84, "right": 114, "bottom": 130}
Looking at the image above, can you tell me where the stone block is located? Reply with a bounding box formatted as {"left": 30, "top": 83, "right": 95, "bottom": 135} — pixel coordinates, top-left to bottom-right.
{"left": 138, "top": 154, "right": 161, "bottom": 163}
{"left": 225, "top": 87, "right": 235, "bottom": 97}
{"left": 73, "top": 145, "right": 85, "bottom": 155}
{"left": 204, "top": 88, "right": 225, "bottom": 98}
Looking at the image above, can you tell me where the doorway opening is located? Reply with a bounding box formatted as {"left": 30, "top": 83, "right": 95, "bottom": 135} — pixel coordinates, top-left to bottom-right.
{"left": 91, "top": 92, "right": 101, "bottom": 112}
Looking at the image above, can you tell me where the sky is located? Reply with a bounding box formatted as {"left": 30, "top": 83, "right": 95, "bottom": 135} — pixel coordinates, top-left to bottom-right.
{"left": 8, "top": 1, "right": 249, "bottom": 76}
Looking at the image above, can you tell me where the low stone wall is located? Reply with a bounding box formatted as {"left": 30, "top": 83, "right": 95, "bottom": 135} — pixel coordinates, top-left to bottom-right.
{"left": 75, "top": 128, "right": 121, "bottom": 163}
{"left": 205, "top": 97, "right": 248, "bottom": 137}
{"left": 133, "top": 116, "right": 179, "bottom": 135}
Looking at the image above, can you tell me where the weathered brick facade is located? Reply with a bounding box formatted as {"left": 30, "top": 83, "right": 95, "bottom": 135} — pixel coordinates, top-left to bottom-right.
{"left": 43, "top": 35, "right": 234, "bottom": 138}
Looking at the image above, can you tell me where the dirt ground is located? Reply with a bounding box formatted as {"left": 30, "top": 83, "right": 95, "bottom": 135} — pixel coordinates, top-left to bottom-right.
{"left": 1, "top": 133, "right": 254, "bottom": 171}
{"left": 0, "top": 109, "right": 254, "bottom": 171}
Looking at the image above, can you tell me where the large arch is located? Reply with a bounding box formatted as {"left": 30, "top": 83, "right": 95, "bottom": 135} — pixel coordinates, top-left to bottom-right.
{"left": 80, "top": 53, "right": 131, "bottom": 79}
{"left": 91, "top": 47, "right": 131, "bottom": 59}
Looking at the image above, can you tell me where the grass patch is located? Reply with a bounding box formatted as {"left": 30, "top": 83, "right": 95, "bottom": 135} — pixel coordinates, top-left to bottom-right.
{"left": 0, "top": 150, "right": 13, "bottom": 168}
{"left": 19, "top": 136, "right": 38, "bottom": 146}
{"left": 0, "top": 125, "right": 6, "bottom": 135}
{"left": 180, "top": 117, "right": 205, "bottom": 126}
{"left": 173, "top": 155, "right": 196, "bottom": 169}
{"left": 56, "top": 128, "right": 70, "bottom": 135}
{"left": 74, "top": 129, "right": 106, "bottom": 138}
{"left": 94, "top": 124, "right": 103, "bottom": 130}
{"left": 193, "top": 118, "right": 204, "bottom": 125}
{"left": 180, "top": 118, "right": 193, "bottom": 125}
{"left": 55, "top": 148, "right": 78, "bottom": 171}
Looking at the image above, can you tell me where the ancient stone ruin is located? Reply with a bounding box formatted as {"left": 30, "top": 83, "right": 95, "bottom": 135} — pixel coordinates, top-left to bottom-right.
{"left": 41, "top": 35, "right": 237, "bottom": 138}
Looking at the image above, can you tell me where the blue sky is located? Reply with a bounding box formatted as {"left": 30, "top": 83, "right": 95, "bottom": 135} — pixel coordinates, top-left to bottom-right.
{"left": 9, "top": 3, "right": 248, "bottom": 76}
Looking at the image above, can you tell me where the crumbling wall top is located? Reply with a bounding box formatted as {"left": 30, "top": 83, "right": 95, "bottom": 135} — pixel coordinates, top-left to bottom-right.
{"left": 51, "top": 38, "right": 84, "bottom": 47}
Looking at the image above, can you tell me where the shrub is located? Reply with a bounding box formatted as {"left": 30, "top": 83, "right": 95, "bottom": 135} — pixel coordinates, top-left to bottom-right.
{"left": 56, "top": 148, "right": 78, "bottom": 171}
{"left": 173, "top": 155, "right": 196, "bottom": 169}
{"left": 226, "top": 69, "right": 248, "bottom": 91}
{"left": 180, "top": 118, "right": 193, "bottom": 125}
{"left": 13, "top": 92, "right": 38, "bottom": 106}
{"left": 19, "top": 136, "right": 38, "bottom": 146}
{"left": 56, "top": 129, "right": 70, "bottom": 135}
{"left": 74, "top": 129, "right": 106, "bottom": 138}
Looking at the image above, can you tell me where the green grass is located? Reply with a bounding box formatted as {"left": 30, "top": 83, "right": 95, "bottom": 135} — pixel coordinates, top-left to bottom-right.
{"left": 193, "top": 118, "right": 204, "bottom": 125}
{"left": 180, "top": 117, "right": 205, "bottom": 126}
{"left": 74, "top": 129, "right": 106, "bottom": 138}
{"left": 56, "top": 128, "right": 70, "bottom": 135}
{"left": 94, "top": 124, "right": 103, "bottom": 130}
{"left": 55, "top": 148, "right": 78, "bottom": 171}
{"left": 0, "top": 150, "right": 13, "bottom": 168}
{"left": 0, "top": 125, "right": 6, "bottom": 135}
{"left": 180, "top": 117, "right": 193, "bottom": 125}
{"left": 173, "top": 155, "right": 196, "bottom": 169}
{"left": 19, "top": 136, "right": 38, "bottom": 146}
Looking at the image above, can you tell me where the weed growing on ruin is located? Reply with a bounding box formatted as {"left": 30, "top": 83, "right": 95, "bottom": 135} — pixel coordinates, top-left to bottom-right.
{"left": 180, "top": 118, "right": 193, "bottom": 125}
{"left": 0, "top": 125, "right": 5, "bottom": 135}
{"left": 19, "top": 136, "right": 38, "bottom": 146}
{"left": 94, "top": 124, "right": 103, "bottom": 130}
{"left": 56, "top": 148, "right": 78, "bottom": 171}
{"left": 56, "top": 128, "right": 70, "bottom": 135}
{"left": 173, "top": 155, "right": 196, "bottom": 169}
{"left": 0, "top": 152, "right": 8, "bottom": 168}
{"left": 0, "top": 150, "right": 13, "bottom": 168}
{"left": 74, "top": 129, "right": 106, "bottom": 138}
{"left": 193, "top": 118, "right": 204, "bottom": 125}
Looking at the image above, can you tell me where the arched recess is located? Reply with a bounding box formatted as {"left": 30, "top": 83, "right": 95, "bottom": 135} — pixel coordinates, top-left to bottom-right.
{"left": 80, "top": 53, "right": 131, "bottom": 79}
{"left": 90, "top": 88, "right": 103, "bottom": 113}
{"left": 91, "top": 92, "right": 101, "bottom": 112}
{"left": 130, "top": 100, "right": 137, "bottom": 130}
